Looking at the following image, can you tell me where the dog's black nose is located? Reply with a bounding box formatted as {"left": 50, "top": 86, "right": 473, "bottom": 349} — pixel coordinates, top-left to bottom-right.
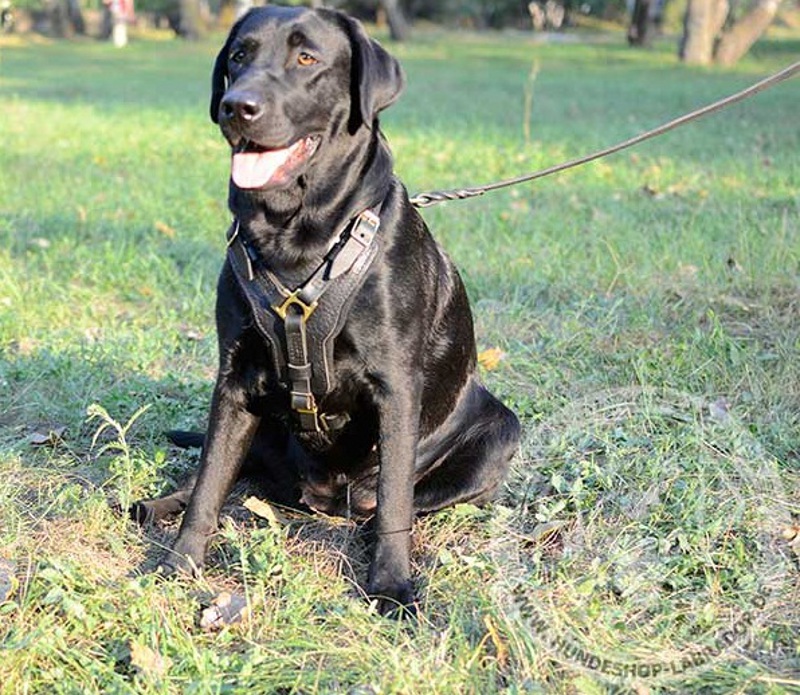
{"left": 220, "top": 92, "right": 265, "bottom": 123}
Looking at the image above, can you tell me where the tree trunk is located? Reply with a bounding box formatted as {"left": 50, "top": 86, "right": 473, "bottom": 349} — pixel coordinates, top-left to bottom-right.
{"left": 627, "top": 0, "right": 652, "bottom": 45}
{"left": 65, "top": 0, "right": 85, "bottom": 33}
{"left": 379, "top": 0, "right": 410, "bottom": 41}
{"left": 680, "top": 0, "right": 728, "bottom": 64}
{"left": 714, "top": 0, "right": 782, "bottom": 65}
{"left": 178, "top": 0, "right": 205, "bottom": 39}
{"left": 48, "top": 0, "right": 68, "bottom": 37}
{"left": 47, "top": 0, "right": 85, "bottom": 37}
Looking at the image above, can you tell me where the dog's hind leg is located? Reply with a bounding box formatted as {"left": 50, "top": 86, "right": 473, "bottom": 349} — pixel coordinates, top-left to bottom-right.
{"left": 412, "top": 390, "right": 520, "bottom": 513}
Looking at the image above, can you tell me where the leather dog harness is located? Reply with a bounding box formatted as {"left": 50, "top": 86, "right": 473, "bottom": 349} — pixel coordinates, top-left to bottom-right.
{"left": 226, "top": 208, "right": 382, "bottom": 433}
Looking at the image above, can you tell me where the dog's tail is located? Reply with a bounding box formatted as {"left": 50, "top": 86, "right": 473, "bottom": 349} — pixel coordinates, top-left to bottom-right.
{"left": 166, "top": 430, "right": 205, "bottom": 449}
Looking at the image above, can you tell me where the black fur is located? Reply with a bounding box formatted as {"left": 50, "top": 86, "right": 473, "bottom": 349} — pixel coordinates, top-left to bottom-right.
{"left": 131, "top": 5, "right": 520, "bottom": 616}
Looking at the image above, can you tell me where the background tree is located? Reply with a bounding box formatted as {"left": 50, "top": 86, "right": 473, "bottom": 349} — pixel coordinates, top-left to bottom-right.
{"left": 177, "top": 0, "right": 205, "bottom": 38}
{"left": 680, "top": 0, "right": 785, "bottom": 65}
{"left": 379, "top": 0, "right": 409, "bottom": 40}
{"left": 627, "top": 0, "right": 666, "bottom": 45}
{"left": 714, "top": 0, "right": 784, "bottom": 64}
{"left": 45, "top": 0, "right": 85, "bottom": 37}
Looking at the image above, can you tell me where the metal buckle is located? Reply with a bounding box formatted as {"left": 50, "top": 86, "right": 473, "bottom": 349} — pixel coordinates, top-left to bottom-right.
{"left": 273, "top": 290, "right": 318, "bottom": 321}
{"left": 291, "top": 398, "right": 342, "bottom": 434}
{"left": 291, "top": 390, "right": 316, "bottom": 411}
{"left": 293, "top": 396, "right": 321, "bottom": 432}
{"left": 353, "top": 210, "right": 380, "bottom": 244}
{"left": 360, "top": 209, "right": 380, "bottom": 228}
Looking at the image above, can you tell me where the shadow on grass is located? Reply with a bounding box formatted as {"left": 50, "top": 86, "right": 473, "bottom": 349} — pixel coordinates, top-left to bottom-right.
{"left": 0, "top": 344, "right": 380, "bottom": 602}
{"left": 0, "top": 346, "right": 210, "bottom": 465}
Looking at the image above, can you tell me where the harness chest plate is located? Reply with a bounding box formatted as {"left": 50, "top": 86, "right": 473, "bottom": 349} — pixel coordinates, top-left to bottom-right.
{"left": 226, "top": 210, "right": 381, "bottom": 432}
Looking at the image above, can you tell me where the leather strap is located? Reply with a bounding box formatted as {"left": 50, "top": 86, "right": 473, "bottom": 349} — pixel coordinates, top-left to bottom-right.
{"left": 226, "top": 209, "right": 381, "bottom": 432}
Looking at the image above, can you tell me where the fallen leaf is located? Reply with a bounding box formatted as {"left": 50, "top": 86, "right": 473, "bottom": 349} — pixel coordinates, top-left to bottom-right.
{"left": 243, "top": 496, "right": 286, "bottom": 527}
{"left": 180, "top": 325, "right": 204, "bottom": 342}
{"left": 129, "top": 640, "right": 172, "bottom": 677}
{"left": 510, "top": 199, "right": 528, "bottom": 213}
{"left": 478, "top": 347, "right": 505, "bottom": 371}
{"left": 779, "top": 526, "right": 800, "bottom": 557}
{"left": 641, "top": 184, "right": 663, "bottom": 199}
{"left": 483, "top": 614, "right": 508, "bottom": 667}
{"left": 29, "top": 426, "right": 66, "bottom": 446}
{"left": 12, "top": 338, "right": 37, "bottom": 356}
{"left": 527, "top": 519, "right": 570, "bottom": 543}
{"left": 84, "top": 327, "right": 102, "bottom": 343}
{"left": 155, "top": 221, "right": 176, "bottom": 238}
{"left": 199, "top": 592, "right": 250, "bottom": 631}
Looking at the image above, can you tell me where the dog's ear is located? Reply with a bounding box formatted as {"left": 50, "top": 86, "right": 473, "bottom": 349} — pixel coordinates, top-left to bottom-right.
{"left": 336, "top": 13, "right": 405, "bottom": 131}
{"left": 210, "top": 41, "right": 229, "bottom": 124}
{"left": 210, "top": 12, "right": 252, "bottom": 124}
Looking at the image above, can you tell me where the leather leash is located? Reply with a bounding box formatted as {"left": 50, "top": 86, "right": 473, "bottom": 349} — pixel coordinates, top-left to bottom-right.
{"left": 409, "top": 60, "right": 800, "bottom": 208}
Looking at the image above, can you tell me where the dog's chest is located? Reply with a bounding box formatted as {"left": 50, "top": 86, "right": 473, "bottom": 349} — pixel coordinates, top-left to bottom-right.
{"left": 226, "top": 211, "right": 381, "bottom": 434}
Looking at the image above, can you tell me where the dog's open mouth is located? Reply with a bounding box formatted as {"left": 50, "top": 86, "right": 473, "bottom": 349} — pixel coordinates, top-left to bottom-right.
{"left": 231, "top": 136, "right": 320, "bottom": 190}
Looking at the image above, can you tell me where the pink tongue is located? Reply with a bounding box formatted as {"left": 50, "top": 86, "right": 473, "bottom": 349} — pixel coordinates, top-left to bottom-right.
{"left": 231, "top": 141, "right": 301, "bottom": 189}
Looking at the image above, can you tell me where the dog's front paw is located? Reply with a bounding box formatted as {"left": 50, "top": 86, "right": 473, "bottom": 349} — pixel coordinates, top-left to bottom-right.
{"left": 367, "top": 578, "right": 418, "bottom": 619}
{"left": 154, "top": 555, "right": 201, "bottom": 579}
{"left": 152, "top": 540, "right": 206, "bottom": 579}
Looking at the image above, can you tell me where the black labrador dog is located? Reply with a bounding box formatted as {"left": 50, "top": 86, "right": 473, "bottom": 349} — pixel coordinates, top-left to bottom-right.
{"left": 132, "top": 4, "right": 520, "bottom": 615}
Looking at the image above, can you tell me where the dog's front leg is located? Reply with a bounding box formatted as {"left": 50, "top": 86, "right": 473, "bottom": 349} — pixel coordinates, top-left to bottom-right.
{"left": 161, "top": 381, "right": 259, "bottom": 576}
{"left": 367, "top": 384, "right": 420, "bottom": 617}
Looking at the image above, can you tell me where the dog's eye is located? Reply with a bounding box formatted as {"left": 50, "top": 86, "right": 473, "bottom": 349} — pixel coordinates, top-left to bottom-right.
{"left": 230, "top": 49, "right": 247, "bottom": 64}
{"left": 297, "top": 51, "right": 318, "bottom": 67}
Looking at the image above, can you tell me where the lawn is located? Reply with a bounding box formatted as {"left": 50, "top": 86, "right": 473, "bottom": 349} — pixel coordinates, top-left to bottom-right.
{"left": 1, "top": 23, "right": 799, "bottom": 694}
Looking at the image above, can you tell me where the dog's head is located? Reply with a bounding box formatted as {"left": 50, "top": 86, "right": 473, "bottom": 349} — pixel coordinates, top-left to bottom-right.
{"left": 210, "top": 6, "right": 405, "bottom": 192}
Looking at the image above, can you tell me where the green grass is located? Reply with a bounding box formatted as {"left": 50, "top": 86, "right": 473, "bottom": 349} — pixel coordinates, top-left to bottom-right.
{"left": 1, "top": 26, "right": 799, "bottom": 694}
